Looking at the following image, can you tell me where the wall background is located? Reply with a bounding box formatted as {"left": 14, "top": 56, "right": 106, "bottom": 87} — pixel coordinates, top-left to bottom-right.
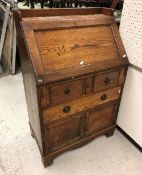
{"left": 117, "top": 0, "right": 142, "bottom": 147}
{"left": 119, "top": 0, "right": 142, "bottom": 68}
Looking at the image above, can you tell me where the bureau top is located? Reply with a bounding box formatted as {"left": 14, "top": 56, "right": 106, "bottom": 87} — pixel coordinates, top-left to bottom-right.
{"left": 14, "top": 8, "right": 129, "bottom": 84}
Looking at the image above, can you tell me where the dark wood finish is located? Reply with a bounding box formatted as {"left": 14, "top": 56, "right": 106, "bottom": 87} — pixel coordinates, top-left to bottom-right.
{"left": 44, "top": 113, "right": 83, "bottom": 153}
{"left": 16, "top": 7, "right": 112, "bottom": 18}
{"left": 85, "top": 103, "right": 118, "bottom": 135}
{"left": 13, "top": 11, "right": 44, "bottom": 155}
{"left": 50, "top": 79, "right": 83, "bottom": 105}
{"left": 14, "top": 8, "right": 129, "bottom": 167}
{"left": 42, "top": 124, "right": 116, "bottom": 167}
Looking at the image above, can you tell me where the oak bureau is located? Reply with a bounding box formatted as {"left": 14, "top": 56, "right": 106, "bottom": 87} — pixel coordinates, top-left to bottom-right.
{"left": 14, "top": 7, "right": 129, "bottom": 167}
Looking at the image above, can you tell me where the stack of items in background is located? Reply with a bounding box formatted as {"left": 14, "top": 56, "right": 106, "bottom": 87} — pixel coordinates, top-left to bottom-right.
{"left": 18, "top": 0, "right": 123, "bottom": 9}
{"left": 0, "top": 0, "right": 17, "bottom": 77}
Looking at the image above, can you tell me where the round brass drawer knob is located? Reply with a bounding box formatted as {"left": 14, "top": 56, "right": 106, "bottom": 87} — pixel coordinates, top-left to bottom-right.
{"left": 63, "top": 106, "right": 71, "bottom": 113}
{"left": 64, "top": 88, "right": 70, "bottom": 95}
{"left": 101, "top": 94, "right": 107, "bottom": 101}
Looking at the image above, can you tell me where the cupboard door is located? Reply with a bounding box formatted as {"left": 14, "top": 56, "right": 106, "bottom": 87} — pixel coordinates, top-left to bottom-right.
{"left": 44, "top": 114, "right": 84, "bottom": 153}
{"left": 85, "top": 103, "right": 118, "bottom": 136}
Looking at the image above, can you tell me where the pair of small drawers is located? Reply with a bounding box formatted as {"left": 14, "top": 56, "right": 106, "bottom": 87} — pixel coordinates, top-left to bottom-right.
{"left": 40, "top": 69, "right": 121, "bottom": 109}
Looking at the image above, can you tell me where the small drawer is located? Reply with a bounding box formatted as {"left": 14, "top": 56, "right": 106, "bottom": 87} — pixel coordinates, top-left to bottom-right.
{"left": 50, "top": 80, "right": 83, "bottom": 105}
{"left": 94, "top": 70, "right": 120, "bottom": 92}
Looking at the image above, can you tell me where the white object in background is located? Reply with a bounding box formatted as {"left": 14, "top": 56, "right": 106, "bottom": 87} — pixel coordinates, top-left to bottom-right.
{"left": 120, "top": 0, "right": 142, "bottom": 68}
{"left": 117, "top": 66, "right": 142, "bottom": 147}
{"left": 117, "top": 1, "right": 142, "bottom": 148}
{"left": 0, "top": 0, "right": 17, "bottom": 74}
{"left": 120, "top": 0, "right": 142, "bottom": 69}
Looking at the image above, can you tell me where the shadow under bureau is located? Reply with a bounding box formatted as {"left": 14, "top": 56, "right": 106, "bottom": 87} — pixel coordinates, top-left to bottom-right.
{"left": 14, "top": 8, "right": 129, "bottom": 167}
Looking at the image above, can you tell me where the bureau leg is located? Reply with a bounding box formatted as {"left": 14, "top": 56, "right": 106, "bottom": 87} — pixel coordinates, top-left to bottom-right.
{"left": 42, "top": 158, "right": 53, "bottom": 167}
{"left": 105, "top": 129, "right": 115, "bottom": 138}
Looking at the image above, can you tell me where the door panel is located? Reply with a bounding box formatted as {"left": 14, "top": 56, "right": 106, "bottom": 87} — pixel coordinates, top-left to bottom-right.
{"left": 44, "top": 114, "right": 83, "bottom": 153}
{"left": 85, "top": 103, "right": 118, "bottom": 135}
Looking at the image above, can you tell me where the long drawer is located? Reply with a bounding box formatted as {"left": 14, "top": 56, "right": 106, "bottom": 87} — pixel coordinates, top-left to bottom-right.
{"left": 42, "top": 87, "right": 121, "bottom": 123}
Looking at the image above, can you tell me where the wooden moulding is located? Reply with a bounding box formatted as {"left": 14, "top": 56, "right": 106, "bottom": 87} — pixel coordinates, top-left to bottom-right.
{"left": 14, "top": 7, "right": 114, "bottom": 19}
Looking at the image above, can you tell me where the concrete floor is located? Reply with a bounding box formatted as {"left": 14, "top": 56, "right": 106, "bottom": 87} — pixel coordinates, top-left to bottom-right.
{"left": 0, "top": 73, "right": 142, "bottom": 175}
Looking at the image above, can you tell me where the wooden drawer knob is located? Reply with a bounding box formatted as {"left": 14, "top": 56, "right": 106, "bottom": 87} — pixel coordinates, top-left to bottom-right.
{"left": 64, "top": 88, "right": 70, "bottom": 95}
{"left": 101, "top": 94, "right": 107, "bottom": 101}
{"left": 63, "top": 106, "right": 71, "bottom": 113}
{"left": 104, "top": 78, "right": 110, "bottom": 84}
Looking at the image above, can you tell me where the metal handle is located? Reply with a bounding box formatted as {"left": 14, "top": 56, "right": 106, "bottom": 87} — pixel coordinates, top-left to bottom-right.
{"left": 101, "top": 94, "right": 107, "bottom": 101}
{"left": 64, "top": 88, "right": 70, "bottom": 95}
{"left": 104, "top": 78, "right": 110, "bottom": 85}
{"left": 63, "top": 106, "right": 71, "bottom": 113}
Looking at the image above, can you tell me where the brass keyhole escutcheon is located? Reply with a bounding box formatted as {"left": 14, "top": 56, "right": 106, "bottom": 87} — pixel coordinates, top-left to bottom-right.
{"left": 104, "top": 78, "right": 110, "bottom": 84}
{"left": 64, "top": 88, "right": 70, "bottom": 95}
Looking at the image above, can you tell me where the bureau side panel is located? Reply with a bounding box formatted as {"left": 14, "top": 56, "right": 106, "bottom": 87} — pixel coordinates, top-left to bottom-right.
{"left": 14, "top": 16, "right": 43, "bottom": 155}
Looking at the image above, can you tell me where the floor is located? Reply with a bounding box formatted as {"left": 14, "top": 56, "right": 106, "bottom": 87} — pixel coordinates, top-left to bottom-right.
{"left": 0, "top": 73, "right": 142, "bottom": 175}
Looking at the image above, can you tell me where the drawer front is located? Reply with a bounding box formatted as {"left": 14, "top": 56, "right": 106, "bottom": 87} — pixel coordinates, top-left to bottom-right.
{"left": 39, "top": 76, "right": 94, "bottom": 108}
{"left": 42, "top": 87, "right": 121, "bottom": 123}
{"left": 94, "top": 70, "right": 120, "bottom": 92}
{"left": 44, "top": 114, "right": 83, "bottom": 153}
{"left": 50, "top": 80, "right": 83, "bottom": 105}
{"left": 85, "top": 103, "right": 118, "bottom": 136}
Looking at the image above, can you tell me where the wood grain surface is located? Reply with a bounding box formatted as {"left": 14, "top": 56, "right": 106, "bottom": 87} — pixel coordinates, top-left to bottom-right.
{"left": 35, "top": 26, "right": 119, "bottom": 73}
{"left": 14, "top": 8, "right": 129, "bottom": 167}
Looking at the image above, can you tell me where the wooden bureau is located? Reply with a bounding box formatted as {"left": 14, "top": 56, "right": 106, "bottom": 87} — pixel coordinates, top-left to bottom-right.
{"left": 14, "top": 7, "right": 129, "bottom": 167}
